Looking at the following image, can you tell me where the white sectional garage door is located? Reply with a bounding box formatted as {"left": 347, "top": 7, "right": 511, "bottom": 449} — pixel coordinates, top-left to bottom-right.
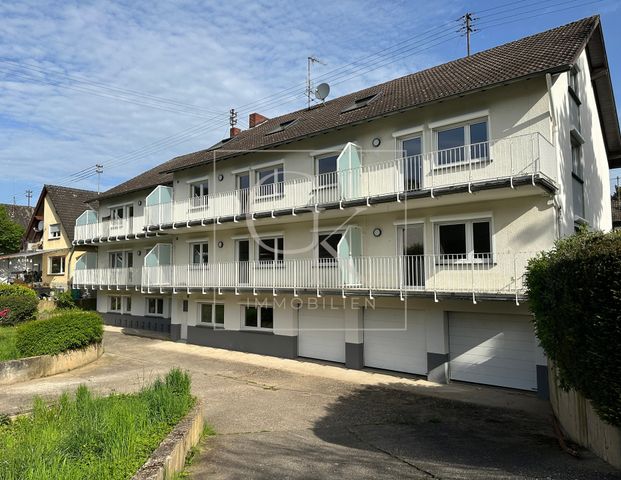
{"left": 448, "top": 312, "right": 537, "bottom": 391}
{"left": 364, "top": 309, "right": 427, "bottom": 375}
{"left": 298, "top": 308, "right": 346, "bottom": 363}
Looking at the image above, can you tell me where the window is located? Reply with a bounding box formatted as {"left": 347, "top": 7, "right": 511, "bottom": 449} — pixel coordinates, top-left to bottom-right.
{"left": 436, "top": 119, "right": 488, "bottom": 165}
{"left": 315, "top": 154, "right": 338, "bottom": 187}
{"left": 110, "top": 296, "right": 122, "bottom": 312}
{"left": 109, "top": 296, "right": 131, "bottom": 313}
{"left": 569, "top": 66, "right": 580, "bottom": 95}
{"left": 243, "top": 306, "right": 273, "bottom": 330}
{"left": 318, "top": 232, "right": 342, "bottom": 264}
{"left": 147, "top": 297, "right": 165, "bottom": 316}
{"left": 199, "top": 303, "right": 224, "bottom": 327}
{"left": 257, "top": 237, "right": 284, "bottom": 264}
{"left": 191, "top": 242, "right": 209, "bottom": 265}
{"left": 111, "top": 206, "right": 124, "bottom": 220}
{"left": 256, "top": 165, "right": 284, "bottom": 197}
{"left": 266, "top": 119, "right": 298, "bottom": 135}
{"left": 49, "top": 223, "right": 61, "bottom": 239}
{"left": 572, "top": 140, "right": 585, "bottom": 219}
{"left": 190, "top": 181, "right": 209, "bottom": 208}
{"left": 436, "top": 219, "right": 492, "bottom": 262}
{"left": 48, "top": 256, "right": 65, "bottom": 274}
{"left": 182, "top": 300, "right": 189, "bottom": 312}
{"left": 109, "top": 251, "right": 133, "bottom": 269}
{"left": 340, "top": 93, "right": 380, "bottom": 113}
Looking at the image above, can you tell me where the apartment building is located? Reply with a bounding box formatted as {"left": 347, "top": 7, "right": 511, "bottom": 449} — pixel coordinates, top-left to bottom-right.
{"left": 72, "top": 17, "right": 619, "bottom": 395}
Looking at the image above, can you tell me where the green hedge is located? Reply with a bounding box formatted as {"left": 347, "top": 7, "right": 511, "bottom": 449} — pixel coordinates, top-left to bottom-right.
{"left": 525, "top": 230, "right": 621, "bottom": 426}
{"left": 15, "top": 310, "right": 103, "bottom": 357}
{"left": 54, "top": 290, "right": 77, "bottom": 310}
{"left": 0, "top": 284, "right": 38, "bottom": 326}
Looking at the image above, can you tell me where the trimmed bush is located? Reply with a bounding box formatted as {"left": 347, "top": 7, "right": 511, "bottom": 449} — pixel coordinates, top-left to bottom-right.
{"left": 0, "top": 284, "right": 38, "bottom": 325}
{"left": 525, "top": 229, "right": 621, "bottom": 426}
{"left": 16, "top": 310, "right": 103, "bottom": 357}
{"left": 54, "top": 290, "right": 77, "bottom": 310}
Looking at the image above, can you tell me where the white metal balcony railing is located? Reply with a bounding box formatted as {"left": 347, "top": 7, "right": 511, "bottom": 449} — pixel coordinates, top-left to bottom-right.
{"left": 73, "top": 267, "right": 142, "bottom": 288}
{"left": 74, "top": 216, "right": 145, "bottom": 242}
{"left": 73, "top": 253, "right": 534, "bottom": 299}
{"left": 143, "top": 133, "right": 556, "bottom": 227}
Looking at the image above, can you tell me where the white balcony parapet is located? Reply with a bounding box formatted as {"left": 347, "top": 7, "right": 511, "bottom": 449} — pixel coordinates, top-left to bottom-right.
{"left": 145, "top": 133, "right": 556, "bottom": 227}
{"left": 133, "top": 253, "right": 534, "bottom": 300}
{"left": 74, "top": 215, "right": 145, "bottom": 243}
{"left": 73, "top": 267, "right": 142, "bottom": 289}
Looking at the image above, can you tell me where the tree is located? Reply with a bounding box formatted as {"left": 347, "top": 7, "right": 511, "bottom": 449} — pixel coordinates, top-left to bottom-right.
{"left": 0, "top": 205, "right": 25, "bottom": 254}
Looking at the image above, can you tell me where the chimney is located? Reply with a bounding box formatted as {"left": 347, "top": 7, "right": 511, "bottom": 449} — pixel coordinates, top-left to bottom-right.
{"left": 230, "top": 127, "right": 241, "bottom": 137}
{"left": 249, "top": 112, "right": 269, "bottom": 128}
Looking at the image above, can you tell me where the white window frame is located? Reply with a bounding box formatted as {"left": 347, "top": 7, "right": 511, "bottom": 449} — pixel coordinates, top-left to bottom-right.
{"left": 241, "top": 305, "right": 274, "bottom": 331}
{"left": 48, "top": 256, "right": 65, "bottom": 275}
{"left": 316, "top": 229, "right": 344, "bottom": 265}
{"left": 198, "top": 302, "right": 225, "bottom": 328}
{"left": 314, "top": 152, "right": 339, "bottom": 188}
{"left": 256, "top": 236, "right": 284, "bottom": 265}
{"left": 109, "top": 295, "right": 131, "bottom": 314}
{"left": 190, "top": 179, "right": 209, "bottom": 209}
{"left": 48, "top": 223, "right": 61, "bottom": 240}
{"left": 255, "top": 163, "right": 284, "bottom": 198}
{"left": 108, "top": 250, "right": 133, "bottom": 269}
{"left": 433, "top": 117, "right": 490, "bottom": 167}
{"left": 109, "top": 203, "right": 134, "bottom": 230}
{"left": 190, "top": 242, "right": 209, "bottom": 266}
{"left": 433, "top": 217, "right": 493, "bottom": 264}
{"left": 146, "top": 297, "right": 165, "bottom": 317}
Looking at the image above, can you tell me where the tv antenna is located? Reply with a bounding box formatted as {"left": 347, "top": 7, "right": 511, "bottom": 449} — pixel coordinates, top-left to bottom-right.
{"left": 306, "top": 56, "right": 327, "bottom": 109}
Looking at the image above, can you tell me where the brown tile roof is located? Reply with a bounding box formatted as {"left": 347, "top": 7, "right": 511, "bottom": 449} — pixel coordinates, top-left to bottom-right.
{"left": 98, "top": 16, "right": 609, "bottom": 200}
{"left": 44, "top": 185, "right": 98, "bottom": 242}
{"left": 0, "top": 204, "right": 34, "bottom": 230}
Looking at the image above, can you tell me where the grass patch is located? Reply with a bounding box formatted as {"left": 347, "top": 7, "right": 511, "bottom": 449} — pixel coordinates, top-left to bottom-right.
{"left": 0, "top": 326, "right": 19, "bottom": 361}
{"left": 170, "top": 423, "right": 216, "bottom": 479}
{"left": 0, "top": 368, "right": 195, "bottom": 480}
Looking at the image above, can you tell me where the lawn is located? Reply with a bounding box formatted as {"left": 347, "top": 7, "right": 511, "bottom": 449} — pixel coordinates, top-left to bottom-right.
{"left": 0, "top": 326, "right": 19, "bottom": 361}
{"left": 0, "top": 368, "right": 195, "bottom": 480}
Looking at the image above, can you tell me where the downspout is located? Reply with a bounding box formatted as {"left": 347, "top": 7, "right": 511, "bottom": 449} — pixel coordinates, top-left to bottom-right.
{"left": 67, "top": 243, "right": 77, "bottom": 292}
{"left": 546, "top": 73, "right": 563, "bottom": 240}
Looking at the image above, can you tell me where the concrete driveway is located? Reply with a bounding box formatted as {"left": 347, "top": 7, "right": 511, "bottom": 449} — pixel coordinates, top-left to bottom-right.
{"left": 0, "top": 327, "right": 618, "bottom": 480}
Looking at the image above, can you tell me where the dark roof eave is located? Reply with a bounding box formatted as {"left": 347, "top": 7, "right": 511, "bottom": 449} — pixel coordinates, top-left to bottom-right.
{"left": 163, "top": 65, "right": 571, "bottom": 175}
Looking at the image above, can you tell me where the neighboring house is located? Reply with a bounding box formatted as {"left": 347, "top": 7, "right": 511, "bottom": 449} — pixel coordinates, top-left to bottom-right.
{"left": 612, "top": 199, "right": 621, "bottom": 229}
{"left": 71, "top": 17, "right": 619, "bottom": 396}
{"left": 0, "top": 203, "right": 34, "bottom": 230}
{"left": 6, "top": 185, "right": 98, "bottom": 290}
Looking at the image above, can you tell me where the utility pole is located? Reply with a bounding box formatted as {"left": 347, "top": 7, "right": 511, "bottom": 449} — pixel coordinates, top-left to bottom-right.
{"left": 25, "top": 189, "right": 32, "bottom": 207}
{"left": 460, "top": 13, "right": 476, "bottom": 57}
{"left": 306, "top": 56, "right": 326, "bottom": 110}
{"left": 95, "top": 164, "right": 103, "bottom": 195}
{"left": 229, "top": 108, "right": 237, "bottom": 128}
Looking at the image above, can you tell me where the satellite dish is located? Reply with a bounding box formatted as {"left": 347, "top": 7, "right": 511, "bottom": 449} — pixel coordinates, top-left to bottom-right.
{"left": 314, "top": 83, "right": 330, "bottom": 101}
{"left": 36, "top": 220, "right": 44, "bottom": 232}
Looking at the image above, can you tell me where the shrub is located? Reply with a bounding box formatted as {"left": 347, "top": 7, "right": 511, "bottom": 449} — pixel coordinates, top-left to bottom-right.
{"left": 525, "top": 229, "right": 621, "bottom": 426}
{"left": 0, "top": 284, "right": 38, "bottom": 325}
{"left": 16, "top": 310, "right": 103, "bottom": 357}
{"left": 54, "top": 290, "right": 77, "bottom": 310}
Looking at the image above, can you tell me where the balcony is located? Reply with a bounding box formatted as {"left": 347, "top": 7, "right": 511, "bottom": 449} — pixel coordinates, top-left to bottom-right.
{"left": 74, "top": 253, "right": 535, "bottom": 301}
{"left": 74, "top": 216, "right": 150, "bottom": 243}
{"left": 145, "top": 133, "right": 556, "bottom": 228}
{"left": 73, "top": 267, "right": 142, "bottom": 289}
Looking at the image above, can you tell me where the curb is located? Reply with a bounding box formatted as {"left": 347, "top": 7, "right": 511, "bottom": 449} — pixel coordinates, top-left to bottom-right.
{"left": 132, "top": 400, "right": 204, "bottom": 480}
{"left": 0, "top": 342, "right": 104, "bottom": 386}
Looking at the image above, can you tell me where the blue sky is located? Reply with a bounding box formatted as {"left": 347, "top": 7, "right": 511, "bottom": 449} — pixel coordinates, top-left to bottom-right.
{"left": 1, "top": 0, "right": 620, "bottom": 205}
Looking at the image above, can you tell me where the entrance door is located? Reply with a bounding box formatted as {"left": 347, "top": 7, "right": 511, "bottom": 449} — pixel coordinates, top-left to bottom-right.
{"left": 401, "top": 136, "right": 422, "bottom": 190}
{"left": 237, "top": 173, "right": 250, "bottom": 215}
{"left": 399, "top": 224, "right": 425, "bottom": 288}
{"left": 237, "top": 239, "right": 250, "bottom": 284}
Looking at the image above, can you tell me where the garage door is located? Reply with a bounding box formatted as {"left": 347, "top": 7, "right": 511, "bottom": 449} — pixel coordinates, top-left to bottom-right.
{"left": 298, "top": 308, "right": 345, "bottom": 363}
{"left": 364, "top": 309, "right": 427, "bottom": 375}
{"left": 449, "top": 312, "right": 536, "bottom": 390}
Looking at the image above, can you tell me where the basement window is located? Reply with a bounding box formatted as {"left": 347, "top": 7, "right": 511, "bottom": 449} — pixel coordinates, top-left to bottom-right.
{"left": 340, "top": 93, "right": 380, "bottom": 113}
{"left": 266, "top": 119, "right": 298, "bottom": 135}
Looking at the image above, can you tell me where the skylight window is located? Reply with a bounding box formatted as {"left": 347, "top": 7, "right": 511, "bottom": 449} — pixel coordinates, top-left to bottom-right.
{"left": 266, "top": 118, "right": 298, "bottom": 135}
{"left": 340, "top": 93, "right": 381, "bottom": 113}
